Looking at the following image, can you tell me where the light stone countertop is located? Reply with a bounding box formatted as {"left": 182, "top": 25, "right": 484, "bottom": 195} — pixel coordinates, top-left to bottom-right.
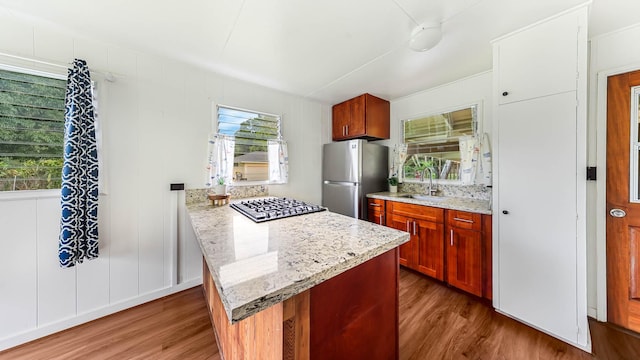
{"left": 187, "top": 198, "right": 410, "bottom": 323}
{"left": 367, "top": 192, "right": 492, "bottom": 215}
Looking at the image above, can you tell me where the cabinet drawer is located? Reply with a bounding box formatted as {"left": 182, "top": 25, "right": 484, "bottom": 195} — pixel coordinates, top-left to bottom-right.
{"left": 447, "top": 210, "right": 482, "bottom": 231}
{"left": 367, "top": 198, "right": 385, "bottom": 211}
{"left": 367, "top": 198, "right": 385, "bottom": 225}
{"left": 388, "top": 201, "right": 444, "bottom": 223}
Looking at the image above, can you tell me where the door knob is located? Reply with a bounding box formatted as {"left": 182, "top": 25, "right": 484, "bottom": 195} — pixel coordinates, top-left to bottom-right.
{"left": 502, "top": 210, "right": 509, "bottom": 215}
{"left": 609, "top": 208, "right": 626, "bottom": 218}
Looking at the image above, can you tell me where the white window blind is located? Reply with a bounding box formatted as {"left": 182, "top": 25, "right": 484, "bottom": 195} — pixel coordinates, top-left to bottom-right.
{"left": 403, "top": 106, "right": 476, "bottom": 156}
{"left": 0, "top": 67, "right": 66, "bottom": 191}
{"left": 401, "top": 105, "right": 477, "bottom": 181}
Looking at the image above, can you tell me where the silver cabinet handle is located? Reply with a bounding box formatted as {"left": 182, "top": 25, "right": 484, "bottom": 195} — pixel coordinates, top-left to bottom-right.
{"left": 345, "top": 125, "right": 349, "bottom": 135}
{"left": 413, "top": 221, "right": 417, "bottom": 236}
{"left": 453, "top": 217, "right": 474, "bottom": 223}
{"left": 406, "top": 220, "right": 411, "bottom": 233}
{"left": 610, "top": 208, "right": 626, "bottom": 218}
{"left": 369, "top": 203, "right": 381, "bottom": 207}
{"left": 450, "top": 229, "right": 454, "bottom": 246}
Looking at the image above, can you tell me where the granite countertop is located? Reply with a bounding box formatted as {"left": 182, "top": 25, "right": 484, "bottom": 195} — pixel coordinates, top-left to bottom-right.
{"left": 367, "top": 192, "right": 492, "bottom": 215}
{"left": 187, "top": 198, "right": 409, "bottom": 323}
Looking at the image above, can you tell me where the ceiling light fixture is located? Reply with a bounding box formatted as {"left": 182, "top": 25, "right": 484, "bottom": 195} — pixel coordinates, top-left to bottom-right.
{"left": 409, "top": 23, "right": 442, "bottom": 52}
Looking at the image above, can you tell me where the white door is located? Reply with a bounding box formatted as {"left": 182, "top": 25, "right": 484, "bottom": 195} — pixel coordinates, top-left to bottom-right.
{"left": 497, "top": 92, "right": 579, "bottom": 343}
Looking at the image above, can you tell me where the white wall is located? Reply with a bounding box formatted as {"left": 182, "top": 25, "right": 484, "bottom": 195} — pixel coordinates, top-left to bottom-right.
{"left": 0, "top": 9, "right": 326, "bottom": 350}
{"left": 371, "top": 71, "right": 493, "bottom": 178}
{"left": 588, "top": 22, "right": 640, "bottom": 320}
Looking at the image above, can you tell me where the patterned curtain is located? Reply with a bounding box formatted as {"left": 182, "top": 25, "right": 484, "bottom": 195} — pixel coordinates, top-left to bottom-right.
{"left": 206, "top": 134, "right": 235, "bottom": 187}
{"left": 268, "top": 139, "right": 288, "bottom": 184}
{"left": 58, "top": 59, "right": 99, "bottom": 268}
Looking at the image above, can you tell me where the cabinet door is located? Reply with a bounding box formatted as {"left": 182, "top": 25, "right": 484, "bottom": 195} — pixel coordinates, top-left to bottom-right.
{"left": 346, "top": 95, "right": 366, "bottom": 138}
{"left": 332, "top": 101, "right": 350, "bottom": 140}
{"left": 497, "top": 92, "right": 579, "bottom": 342}
{"left": 447, "top": 227, "right": 482, "bottom": 296}
{"left": 415, "top": 219, "right": 444, "bottom": 280}
{"left": 495, "top": 10, "right": 580, "bottom": 104}
{"left": 367, "top": 198, "right": 384, "bottom": 225}
{"left": 387, "top": 212, "right": 414, "bottom": 269}
{"left": 363, "top": 93, "right": 390, "bottom": 139}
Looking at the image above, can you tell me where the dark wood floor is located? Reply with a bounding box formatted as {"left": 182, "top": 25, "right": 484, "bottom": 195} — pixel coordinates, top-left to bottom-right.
{"left": 2, "top": 269, "right": 640, "bottom": 359}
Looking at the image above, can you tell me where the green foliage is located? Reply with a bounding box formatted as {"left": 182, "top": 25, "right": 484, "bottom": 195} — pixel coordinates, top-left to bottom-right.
{"left": 388, "top": 177, "right": 398, "bottom": 186}
{"left": 0, "top": 68, "right": 66, "bottom": 191}
{"left": 233, "top": 118, "right": 277, "bottom": 157}
{"left": 403, "top": 155, "right": 436, "bottom": 180}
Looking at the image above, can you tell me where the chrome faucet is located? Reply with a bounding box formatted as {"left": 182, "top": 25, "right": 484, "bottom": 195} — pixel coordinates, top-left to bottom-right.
{"left": 421, "top": 167, "right": 437, "bottom": 195}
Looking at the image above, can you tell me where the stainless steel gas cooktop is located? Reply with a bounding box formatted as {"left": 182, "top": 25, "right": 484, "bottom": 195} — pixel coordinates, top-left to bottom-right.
{"left": 230, "top": 197, "right": 326, "bottom": 223}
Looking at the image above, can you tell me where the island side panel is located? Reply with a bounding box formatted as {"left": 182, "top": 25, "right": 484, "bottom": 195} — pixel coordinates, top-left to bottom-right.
{"left": 203, "top": 260, "right": 284, "bottom": 360}
{"left": 309, "top": 248, "right": 399, "bottom": 360}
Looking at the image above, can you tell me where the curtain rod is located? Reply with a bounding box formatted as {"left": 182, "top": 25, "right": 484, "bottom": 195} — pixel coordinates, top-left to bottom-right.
{"left": 0, "top": 51, "right": 118, "bottom": 82}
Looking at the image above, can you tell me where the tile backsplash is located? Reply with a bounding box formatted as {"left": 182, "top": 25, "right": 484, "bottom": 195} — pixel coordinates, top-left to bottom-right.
{"left": 185, "top": 185, "right": 269, "bottom": 205}
{"left": 399, "top": 182, "right": 491, "bottom": 201}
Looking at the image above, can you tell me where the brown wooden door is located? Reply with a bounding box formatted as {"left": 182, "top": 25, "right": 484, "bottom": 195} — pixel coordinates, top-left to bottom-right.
{"left": 331, "top": 101, "right": 349, "bottom": 140}
{"left": 446, "top": 226, "right": 482, "bottom": 296}
{"left": 416, "top": 219, "right": 444, "bottom": 281}
{"left": 607, "top": 70, "right": 640, "bottom": 333}
{"left": 347, "top": 95, "right": 366, "bottom": 137}
{"left": 387, "top": 212, "right": 414, "bottom": 268}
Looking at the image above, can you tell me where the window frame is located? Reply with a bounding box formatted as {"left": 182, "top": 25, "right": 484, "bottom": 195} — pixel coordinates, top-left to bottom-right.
{"left": 0, "top": 63, "right": 67, "bottom": 195}
{"left": 400, "top": 101, "right": 482, "bottom": 185}
{"left": 214, "top": 104, "right": 282, "bottom": 186}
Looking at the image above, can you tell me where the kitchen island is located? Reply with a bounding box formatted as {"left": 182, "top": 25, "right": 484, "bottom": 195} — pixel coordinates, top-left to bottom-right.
{"left": 187, "top": 198, "right": 409, "bottom": 360}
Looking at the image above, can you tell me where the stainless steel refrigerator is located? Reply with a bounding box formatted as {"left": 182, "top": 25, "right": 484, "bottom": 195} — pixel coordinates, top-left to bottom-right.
{"left": 322, "top": 140, "right": 388, "bottom": 220}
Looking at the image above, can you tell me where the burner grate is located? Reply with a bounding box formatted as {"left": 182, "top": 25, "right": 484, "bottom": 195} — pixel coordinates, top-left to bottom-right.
{"left": 230, "top": 197, "right": 326, "bottom": 223}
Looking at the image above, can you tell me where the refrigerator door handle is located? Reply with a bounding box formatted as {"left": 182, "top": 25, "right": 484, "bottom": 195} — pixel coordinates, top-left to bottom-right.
{"left": 323, "top": 180, "right": 358, "bottom": 186}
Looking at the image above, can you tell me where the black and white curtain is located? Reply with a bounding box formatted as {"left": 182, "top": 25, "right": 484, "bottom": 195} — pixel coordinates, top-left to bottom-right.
{"left": 58, "top": 59, "right": 99, "bottom": 268}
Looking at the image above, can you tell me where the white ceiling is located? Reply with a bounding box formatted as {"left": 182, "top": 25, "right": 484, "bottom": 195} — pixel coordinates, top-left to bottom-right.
{"left": 0, "top": 0, "right": 639, "bottom": 104}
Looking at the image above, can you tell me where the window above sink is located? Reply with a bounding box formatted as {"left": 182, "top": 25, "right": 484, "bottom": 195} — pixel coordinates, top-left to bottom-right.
{"left": 401, "top": 103, "right": 479, "bottom": 183}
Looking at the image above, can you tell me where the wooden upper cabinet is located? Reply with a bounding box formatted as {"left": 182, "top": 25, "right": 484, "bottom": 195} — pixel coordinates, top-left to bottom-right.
{"left": 332, "top": 93, "right": 390, "bottom": 141}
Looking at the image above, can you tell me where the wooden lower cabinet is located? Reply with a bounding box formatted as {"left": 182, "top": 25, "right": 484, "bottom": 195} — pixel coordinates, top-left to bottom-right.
{"left": 386, "top": 201, "right": 444, "bottom": 281}
{"left": 385, "top": 200, "right": 492, "bottom": 299}
{"left": 203, "top": 249, "right": 400, "bottom": 360}
{"left": 416, "top": 219, "right": 445, "bottom": 280}
{"left": 367, "top": 198, "right": 385, "bottom": 224}
{"left": 446, "top": 226, "right": 483, "bottom": 296}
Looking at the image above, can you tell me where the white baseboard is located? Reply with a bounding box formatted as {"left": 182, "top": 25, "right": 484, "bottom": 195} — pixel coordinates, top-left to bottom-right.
{"left": 588, "top": 306, "right": 598, "bottom": 319}
{"left": 0, "top": 278, "right": 203, "bottom": 352}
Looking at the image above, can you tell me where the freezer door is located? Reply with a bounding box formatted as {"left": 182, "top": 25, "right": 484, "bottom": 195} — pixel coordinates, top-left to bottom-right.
{"left": 322, "top": 181, "right": 361, "bottom": 219}
{"left": 322, "top": 140, "right": 362, "bottom": 183}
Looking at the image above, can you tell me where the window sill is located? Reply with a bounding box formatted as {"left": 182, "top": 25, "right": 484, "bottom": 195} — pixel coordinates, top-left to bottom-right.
{"left": 0, "top": 189, "right": 108, "bottom": 201}
{"left": 230, "top": 181, "right": 270, "bottom": 186}
{"left": 402, "top": 178, "right": 464, "bottom": 186}
{"left": 0, "top": 189, "right": 61, "bottom": 201}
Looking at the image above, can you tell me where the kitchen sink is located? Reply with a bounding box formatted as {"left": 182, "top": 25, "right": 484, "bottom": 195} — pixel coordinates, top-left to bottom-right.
{"left": 401, "top": 194, "right": 447, "bottom": 202}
